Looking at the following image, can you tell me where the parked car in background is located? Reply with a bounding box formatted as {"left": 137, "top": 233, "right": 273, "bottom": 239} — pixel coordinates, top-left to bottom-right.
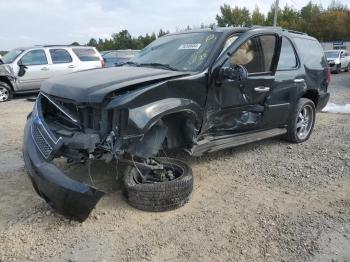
{"left": 0, "top": 45, "right": 104, "bottom": 102}
{"left": 325, "top": 49, "right": 350, "bottom": 73}
{"left": 101, "top": 49, "right": 139, "bottom": 67}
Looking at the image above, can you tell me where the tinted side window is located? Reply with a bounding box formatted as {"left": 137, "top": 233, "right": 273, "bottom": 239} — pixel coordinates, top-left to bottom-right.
{"left": 277, "top": 37, "right": 298, "bottom": 70}
{"left": 72, "top": 48, "right": 99, "bottom": 61}
{"left": 229, "top": 35, "right": 277, "bottom": 74}
{"left": 49, "top": 49, "right": 72, "bottom": 64}
{"left": 103, "top": 52, "right": 117, "bottom": 59}
{"left": 20, "top": 50, "right": 48, "bottom": 66}
{"left": 293, "top": 37, "right": 327, "bottom": 69}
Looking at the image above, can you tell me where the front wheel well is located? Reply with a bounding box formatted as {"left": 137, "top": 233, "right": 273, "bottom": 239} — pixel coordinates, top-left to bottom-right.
{"left": 0, "top": 76, "right": 14, "bottom": 90}
{"left": 161, "top": 111, "right": 198, "bottom": 149}
{"left": 125, "top": 111, "right": 198, "bottom": 158}
{"left": 302, "top": 90, "right": 319, "bottom": 107}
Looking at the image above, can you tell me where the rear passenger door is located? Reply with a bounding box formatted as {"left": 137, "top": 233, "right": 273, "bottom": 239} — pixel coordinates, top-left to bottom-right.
{"left": 262, "top": 35, "right": 302, "bottom": 127}
{"left": 47, "top": 49, "right": 75, "bottom": 77}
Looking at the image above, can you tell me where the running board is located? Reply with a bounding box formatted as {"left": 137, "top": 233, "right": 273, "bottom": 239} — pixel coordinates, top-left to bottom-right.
{"left": 189, "top": 128, "right": 287, "bottom": 156}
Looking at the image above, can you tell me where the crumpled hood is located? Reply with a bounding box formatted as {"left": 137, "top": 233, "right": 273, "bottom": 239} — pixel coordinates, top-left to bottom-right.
{"left": 41, "top": 66, "right": 189, "bottom": 103}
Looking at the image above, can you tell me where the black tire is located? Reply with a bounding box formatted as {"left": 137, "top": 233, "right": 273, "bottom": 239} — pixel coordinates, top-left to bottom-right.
{"left": 335, "top": 64, "right": 341, "bottom": 74}
{"left": 286, "top": 98, "right": 316, "bottom": 143}
{"left": 345, "top": 63, "right": 350, "bottom": 72}
{"left": 0, "top": 82, "right": 13, "bottom": 102}
{"left": 122, "top": 157, "right": 193, "bottom": 212}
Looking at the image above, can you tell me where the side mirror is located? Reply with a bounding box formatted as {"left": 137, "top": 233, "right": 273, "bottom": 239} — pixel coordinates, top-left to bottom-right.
{"left": 218, "top": 64, "right": 248, "bottom": 82}
{"left": 17, "top": 61, "right": 28, "bottom": 77}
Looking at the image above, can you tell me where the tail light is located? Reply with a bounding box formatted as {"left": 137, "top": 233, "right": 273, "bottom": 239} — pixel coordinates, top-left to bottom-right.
{"left": 101, "top": 59, "right": 106, "bottom": 68}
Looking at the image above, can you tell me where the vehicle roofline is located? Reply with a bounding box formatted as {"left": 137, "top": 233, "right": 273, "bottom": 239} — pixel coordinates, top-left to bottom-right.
{"left": 10, "top": 45, "right": 97, "bottom": 50}
{"left": 165, "top": 26, "right": 312, "bottom": 37}
{"left": 165, "top": 27, "right": 250, "bottom": 36}
{"left": 101, "top": 49, "right": 140, "bottom": 52}
{"left": 325, "top": 49, "right": 346, "bottom": 52}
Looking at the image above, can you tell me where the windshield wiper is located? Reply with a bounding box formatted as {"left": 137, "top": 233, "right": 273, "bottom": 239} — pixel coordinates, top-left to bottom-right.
{"left": 123, "top": 61, "right": 140, "bottom": 66}
{"left": 138, "top": 63, "right": 178, "bottom": 71}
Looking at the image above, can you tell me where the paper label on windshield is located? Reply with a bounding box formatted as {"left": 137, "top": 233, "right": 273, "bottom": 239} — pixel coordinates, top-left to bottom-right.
{"left": 178, "top": 43, "right": 201, "bottom": 50}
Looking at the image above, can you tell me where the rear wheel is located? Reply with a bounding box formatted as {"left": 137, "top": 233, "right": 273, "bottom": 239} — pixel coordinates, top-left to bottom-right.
{"left": 122, "top": 157, "right": 193, "bottom": 212}
{"left": 335, "top": 64, "right": 341, "bottom": 74}
{"left": 286, "top": 98, "right": 316, "bottom": 143}
{"left": 345, "top": 63, "right": 350, "bottom": 72}
{"left": 0, "top": 82, "right": 12, "bottom": 102}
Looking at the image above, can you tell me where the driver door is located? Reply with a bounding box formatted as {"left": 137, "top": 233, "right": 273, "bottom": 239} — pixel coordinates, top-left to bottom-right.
{"left": 202, "top": 29, "right": 282, "bottom": 136}
{"left": 15, "top": 49, "right": 51, "bottom": 91}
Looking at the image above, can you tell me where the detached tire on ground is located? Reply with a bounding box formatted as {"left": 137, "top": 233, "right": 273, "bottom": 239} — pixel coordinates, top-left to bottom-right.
{"left": 122, "top": 158, "right": 193, "bottom": 212}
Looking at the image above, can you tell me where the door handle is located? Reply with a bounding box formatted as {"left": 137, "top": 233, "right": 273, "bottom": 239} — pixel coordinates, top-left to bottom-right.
{"left": 254, "top": 86, "right": 270, "bottom": 93}
{"left": 41, "top": 67, "right": 49, "bottom": 71}
{"left": 68, "top": 65, "right": 75, "bottom": 68}
{"left": 294, "top": 78, "right": 305, "bottom": 83}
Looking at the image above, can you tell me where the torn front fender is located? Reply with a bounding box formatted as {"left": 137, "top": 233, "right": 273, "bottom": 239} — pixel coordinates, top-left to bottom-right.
{"left": 23, "top": 116, "right": 104, "bottom": 221}
{"left": 0, "top": 64, "right": 16, "bottom": 80}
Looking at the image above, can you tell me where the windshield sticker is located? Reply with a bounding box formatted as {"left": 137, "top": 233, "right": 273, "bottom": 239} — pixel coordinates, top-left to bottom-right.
{"left": 178, "top": 43, "right": 202, "bottom": 50}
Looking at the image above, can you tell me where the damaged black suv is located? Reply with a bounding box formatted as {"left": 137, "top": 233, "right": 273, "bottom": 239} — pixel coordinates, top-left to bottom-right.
{"left": 23, "top": 27, "right": 330, "bottom": 221}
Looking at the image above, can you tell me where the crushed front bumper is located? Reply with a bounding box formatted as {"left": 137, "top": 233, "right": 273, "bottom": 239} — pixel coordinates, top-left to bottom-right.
{"left": 23, "top": 108, "right": 104, "bottom": 221}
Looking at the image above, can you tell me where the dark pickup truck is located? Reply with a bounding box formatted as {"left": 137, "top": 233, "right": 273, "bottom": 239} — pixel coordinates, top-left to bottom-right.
{"left": 23, "top": 26, "right": 330, "bottom": 221}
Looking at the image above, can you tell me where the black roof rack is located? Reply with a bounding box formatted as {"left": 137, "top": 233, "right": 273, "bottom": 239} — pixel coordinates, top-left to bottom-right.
{"left": 42, "top": 45, "right": 87, "bottom": 47}
{"left": 285, "top": 29, "right": 307, "bottom": 35}
{"left": 33, "top": 45, "right": 91, "bottom": 47}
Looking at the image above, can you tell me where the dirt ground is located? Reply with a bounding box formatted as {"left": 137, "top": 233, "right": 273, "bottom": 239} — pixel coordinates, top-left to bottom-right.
{"left": 0, "top": 74, "right": 349, "bottom": 262}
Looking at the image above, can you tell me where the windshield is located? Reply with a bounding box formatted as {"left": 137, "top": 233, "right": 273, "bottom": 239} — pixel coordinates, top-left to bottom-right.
{"left": 1, "top": 49, "right": 24, "bottom": 64}
{"left": 129, "top": 32, "right": 220, "bottom": 72}
{"left": 325, "top": 51, "right": 340, "bottom": 59}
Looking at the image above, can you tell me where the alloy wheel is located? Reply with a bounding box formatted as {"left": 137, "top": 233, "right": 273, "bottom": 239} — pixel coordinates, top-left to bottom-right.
{"left": 296, "top": 104, "right": 314, "bottom": 140}
{"left": 0, "top": 87, "right": 9, "bottom": 102}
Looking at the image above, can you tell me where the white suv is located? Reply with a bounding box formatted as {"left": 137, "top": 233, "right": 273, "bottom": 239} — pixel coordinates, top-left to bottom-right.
{"left": 0, "top": 45, "right": 104, "bottom": 102}
{"left": 325, "top": 49, "right": 350, "bottom": 74}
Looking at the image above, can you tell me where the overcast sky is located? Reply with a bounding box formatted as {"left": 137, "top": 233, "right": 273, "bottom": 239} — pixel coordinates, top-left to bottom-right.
{"left": 0, "top": 0, "right": 348, "bottom": 50}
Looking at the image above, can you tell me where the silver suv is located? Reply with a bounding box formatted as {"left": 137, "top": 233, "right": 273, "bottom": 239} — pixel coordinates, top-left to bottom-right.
{"left": 0, "top": 45, "right": 104, "bottom": 102}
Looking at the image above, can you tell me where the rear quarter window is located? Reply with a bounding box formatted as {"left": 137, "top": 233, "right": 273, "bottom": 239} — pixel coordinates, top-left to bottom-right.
{"left": 293, "top": 37, "right": 327, "bottom": 69}
{"left": 277, "top": 37, "right": 298, "bottom": 70}
{"left": 72, "top": 48, "right": 100, "bottom": 62}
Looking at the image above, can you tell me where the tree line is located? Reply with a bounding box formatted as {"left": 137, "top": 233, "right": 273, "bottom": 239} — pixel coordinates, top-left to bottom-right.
{"left": 85, "top": 0, "right": 349, "bottom": 52}
{"left": 1, "top": 0, "right": 348, "bottom": 54}
{"left": 216, "top": 0, "right": 350, "bottom": 42}
{"left": 86, "top": 29, "right": 169, "bottom": 51}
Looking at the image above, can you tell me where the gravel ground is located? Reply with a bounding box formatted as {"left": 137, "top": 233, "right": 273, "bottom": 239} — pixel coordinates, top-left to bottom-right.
{"left": 0, "top": 73, "right": 349, "bottom": 262}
